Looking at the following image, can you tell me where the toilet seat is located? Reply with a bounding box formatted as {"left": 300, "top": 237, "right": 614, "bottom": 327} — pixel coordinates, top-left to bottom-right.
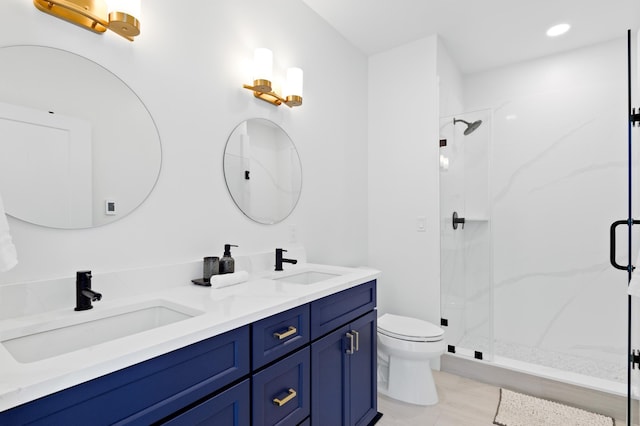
{"left": 378, "top": 313, "right": 444, "bottom": 342}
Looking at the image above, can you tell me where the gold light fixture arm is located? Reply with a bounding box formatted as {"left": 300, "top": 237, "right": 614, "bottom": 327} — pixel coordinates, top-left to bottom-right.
{"left": 243, "top": 83, "right": 288, "bottom": 107}
{"left": 33, "top": 0, "right": 109, "bottom": 33}
{"left": 242, "top": 83, "right": 303, "bottom": 108}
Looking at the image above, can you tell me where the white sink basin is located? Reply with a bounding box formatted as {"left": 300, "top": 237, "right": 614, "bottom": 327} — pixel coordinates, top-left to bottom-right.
{"left": 274, "top": 271, "right": 340, "bottom": 285}
{"left": 1, "top": 300, "right": 202, "bottom": 363}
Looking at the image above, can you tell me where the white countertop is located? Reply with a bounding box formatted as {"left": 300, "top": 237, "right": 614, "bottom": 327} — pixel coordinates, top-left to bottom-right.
{"left": 0, "top": 258, "right": 379, "bottom": 412}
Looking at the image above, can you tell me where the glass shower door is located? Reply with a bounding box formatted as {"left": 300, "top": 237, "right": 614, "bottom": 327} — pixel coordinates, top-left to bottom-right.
{"left": 627, "top": 29, "right": 640, "bottom": 426}
{"left": 613, "top": 29, "right": 640, "bottom": 426}
{"left": 439, "top": 110, "right": 493, "bottom": 360}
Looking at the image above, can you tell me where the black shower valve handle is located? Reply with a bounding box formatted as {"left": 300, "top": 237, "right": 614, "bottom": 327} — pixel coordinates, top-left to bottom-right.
{"left": 452, "top": 211, "right": 465, "bottom": 230}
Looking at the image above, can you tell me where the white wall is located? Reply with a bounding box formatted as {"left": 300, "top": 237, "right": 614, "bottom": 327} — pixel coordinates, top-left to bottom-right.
{"left": 436, "top": 39, "right": 464, "bottom": 118}
{"left": 0, "top": 0, "right": 369, "bottom": 285}
{"left": 368, "top": 36, "right": 440, "bottom": 324}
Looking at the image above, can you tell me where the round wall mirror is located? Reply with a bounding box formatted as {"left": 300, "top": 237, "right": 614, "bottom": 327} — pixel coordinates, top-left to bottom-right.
{"left": 0, "top": 45, "right": 161, "bottom": 229}
{"left": 223, "top": 119, "right": 302, "bottom": 224}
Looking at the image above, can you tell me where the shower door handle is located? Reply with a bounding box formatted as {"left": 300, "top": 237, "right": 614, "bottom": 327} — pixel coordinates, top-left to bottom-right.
{"left": 609, "top": 219, "right": 640, "bottom": 271}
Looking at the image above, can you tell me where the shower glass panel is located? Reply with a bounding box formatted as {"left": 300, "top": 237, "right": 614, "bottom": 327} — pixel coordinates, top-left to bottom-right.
{"left": 627, "top": 29, "right": 640, "bottom": 426}
{"left": 439, "top": 109, "right": 493, "bottom": 360}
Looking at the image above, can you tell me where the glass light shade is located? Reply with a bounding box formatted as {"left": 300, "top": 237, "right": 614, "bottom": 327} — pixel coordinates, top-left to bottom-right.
{"left": 284, "top": 67, "right": 303, "bottom": 98}
{"left": 253, "top": 48, "right": 273, "bottom": 82}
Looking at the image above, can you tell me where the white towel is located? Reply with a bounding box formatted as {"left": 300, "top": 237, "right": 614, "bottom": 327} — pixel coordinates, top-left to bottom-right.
{"left": 0, "top": 193, "right": 17, "bottom": 272}
{"left": 210, "top": 271, "right": 249, "bottom": 289}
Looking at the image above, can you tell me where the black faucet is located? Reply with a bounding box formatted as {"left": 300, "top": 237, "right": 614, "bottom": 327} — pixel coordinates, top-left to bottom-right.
{"left": 275, "top": 248, "right": 298, "bottom": 271}
{"left": 75, "top": 270, "right": 102, "bottom": 311}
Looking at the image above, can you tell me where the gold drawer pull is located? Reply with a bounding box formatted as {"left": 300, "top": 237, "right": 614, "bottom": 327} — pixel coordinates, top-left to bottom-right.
{"left": 273, "top": 326, "right": 297, "bottom": 340}
{"left": 273, "top": 388, "right": 297, "bottom": 406}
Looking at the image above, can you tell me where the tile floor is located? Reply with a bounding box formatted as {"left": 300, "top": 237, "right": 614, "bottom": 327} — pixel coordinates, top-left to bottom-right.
{"left": 376, "top": 370, "right": 626, "bottom": 425}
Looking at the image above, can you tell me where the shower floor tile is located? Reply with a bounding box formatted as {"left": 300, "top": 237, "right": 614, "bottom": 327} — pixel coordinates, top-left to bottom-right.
{"left": 455, "top": 334, "right": 626, "bottom": 383}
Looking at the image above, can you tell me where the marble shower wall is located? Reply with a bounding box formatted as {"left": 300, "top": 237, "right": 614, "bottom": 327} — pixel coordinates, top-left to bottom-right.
{"left": 463, "top": 38, "right": 632, "bottom": 375}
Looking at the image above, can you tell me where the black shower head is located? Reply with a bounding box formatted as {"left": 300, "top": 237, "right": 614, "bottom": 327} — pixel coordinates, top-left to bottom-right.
{"left": 453, "top": 118, "right": 483, "bottom": 136}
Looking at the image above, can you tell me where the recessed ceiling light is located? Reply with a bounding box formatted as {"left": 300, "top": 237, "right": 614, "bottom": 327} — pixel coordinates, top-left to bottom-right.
{"left": 546, "top": 23, "right": 571, "bottom": 37}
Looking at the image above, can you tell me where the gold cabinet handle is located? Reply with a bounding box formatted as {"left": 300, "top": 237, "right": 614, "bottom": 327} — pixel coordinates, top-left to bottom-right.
{"left": 351, "top": 330, "right": 359, "bottom": 352}
{"left": 273, "top": 388, "right": 297, "bottom": 406}
{"left": 346, "top": 332, "right": 355, "bottom": 355}
{"left": 273, "top": 326, "right": 297, "bottom": 340}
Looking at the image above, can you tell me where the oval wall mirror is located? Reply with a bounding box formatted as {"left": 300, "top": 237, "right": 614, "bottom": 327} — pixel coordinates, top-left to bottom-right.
{"left": 223, "top": 119, "right": 302, "bottom": 224}
{"left": 0, "top": 45, "right": 161, "bottom": 229}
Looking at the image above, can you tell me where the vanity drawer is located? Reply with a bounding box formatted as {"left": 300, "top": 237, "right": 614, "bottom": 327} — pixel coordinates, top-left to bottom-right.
{"left": 310, "top": 280, "right": 376, "bottom": 339}
{"left": 252, "top": 304, "right": 310, "bottom": 369}
{"left": 161, "top": 379, "right": 250, "bottom": 425}
{"left": 252, "top": 346, "right": 310, "bottom": 426}
{"left": 0, "top": 326, "right": 250, "bottom": 426}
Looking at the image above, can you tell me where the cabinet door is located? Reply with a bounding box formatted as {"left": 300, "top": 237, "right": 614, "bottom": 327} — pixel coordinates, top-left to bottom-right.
{"left": 348, "top": 311, "right": 377, "bottom": 426}
{"left": 310, "top": 324, "right": 350, "bottom": 425}
{"left": 162, "top": 379, "right": 250, "bottom": 426}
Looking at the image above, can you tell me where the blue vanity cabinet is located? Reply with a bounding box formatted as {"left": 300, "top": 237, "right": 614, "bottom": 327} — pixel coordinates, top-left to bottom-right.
{"left": 252, "top": 346, "right": 311, "bottom": 426}
{"left": 0, "top": 279, "right": 377, "bottom": 426}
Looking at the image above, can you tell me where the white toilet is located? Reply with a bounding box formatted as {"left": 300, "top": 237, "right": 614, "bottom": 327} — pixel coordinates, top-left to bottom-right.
{"left": 377, "top": 313, "right": 446, "bottom": 406}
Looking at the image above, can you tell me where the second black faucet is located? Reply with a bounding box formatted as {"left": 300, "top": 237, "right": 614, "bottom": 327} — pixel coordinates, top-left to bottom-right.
{"left": 75, "top": 270, "right": 102, "bottom": 311}
{"left": 275, "top": 248, "right": 297, "bottom": 271}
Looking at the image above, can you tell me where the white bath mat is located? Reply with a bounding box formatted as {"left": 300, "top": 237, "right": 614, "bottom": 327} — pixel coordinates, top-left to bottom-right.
{"left": 493, "top": 388, "right": 614, "bottom": 426}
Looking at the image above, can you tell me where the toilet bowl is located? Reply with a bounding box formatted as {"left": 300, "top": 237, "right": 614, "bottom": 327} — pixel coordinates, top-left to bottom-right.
{"left": 377, "top": 313, "right": 445, "bottom": 406}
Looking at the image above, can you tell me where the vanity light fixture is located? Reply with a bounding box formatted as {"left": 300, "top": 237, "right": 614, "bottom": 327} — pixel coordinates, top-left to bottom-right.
{"left": 33, "top": 0, "right": 141, "bottom": 41}
{"left": 243, "top": 48, "right": 303, "bottom": 108}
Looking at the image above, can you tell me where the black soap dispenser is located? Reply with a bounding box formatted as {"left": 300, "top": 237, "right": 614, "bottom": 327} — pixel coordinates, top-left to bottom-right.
{"left": 220, "top": 244, "right": 238, "bottom": 274}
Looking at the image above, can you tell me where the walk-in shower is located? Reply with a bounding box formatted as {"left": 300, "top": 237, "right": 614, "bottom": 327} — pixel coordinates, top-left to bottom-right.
{"left": 439, "top": 36, "right": 633, "bottom": 403}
